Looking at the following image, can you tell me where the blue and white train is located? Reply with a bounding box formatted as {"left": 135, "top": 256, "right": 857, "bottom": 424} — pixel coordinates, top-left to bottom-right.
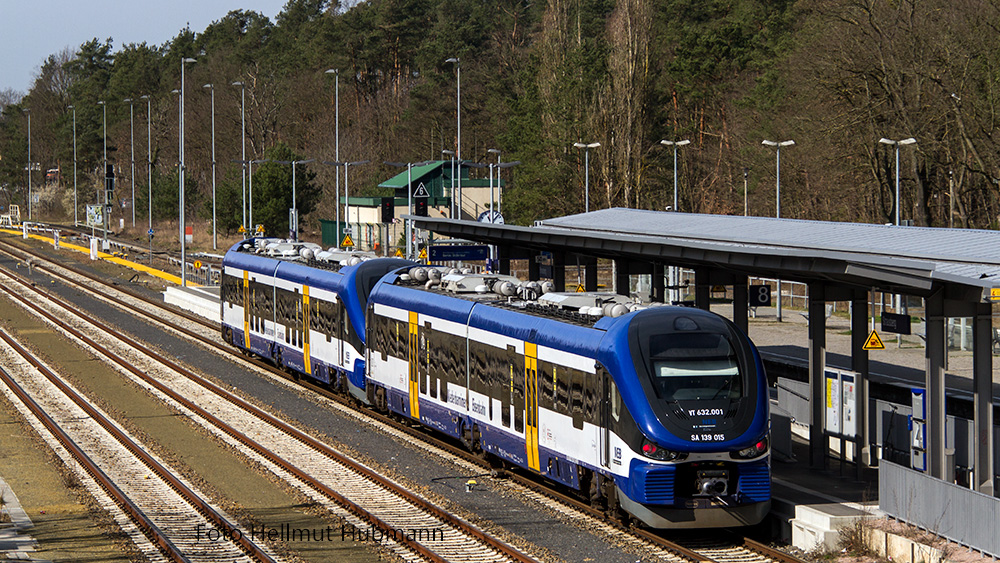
{"left": 221, "top": 238, "right": 771, "bottom": 528}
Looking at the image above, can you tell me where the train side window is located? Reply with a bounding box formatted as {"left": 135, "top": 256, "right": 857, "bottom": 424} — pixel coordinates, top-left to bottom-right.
{"left": 555, "top": 365, "right": 569, "bottom": 415}
{"left": 295, "top": 290, "right": 302, "bottom": 347}
{"left": 570, "top": 368, "right": 584, "bottom": 430}
{"left": 425, "top": 323, "right": 437, "bottom": 399}
{"left": 468, "top": 340, "right": 482, "bottom": 394}
{"left": 373, "top": 314, "right": 382, "bottom": 359}
{"left": 326, "top": 300, "right": 334, "bottom": 342}
{"left": 342, "top": 306, "right": 350, "bottom": 342}
{"left": 314, "top": 299, "right": 323, "bottom": 340}
{"left": 439, "top": 332, "right": 449, "bottom": 384}
{"left": 539, "top": 360, "right": 554, "bottom": 411}
{"left": 511, "top": 345, "right": 524, "bottom": 433}
{"left": 378, "top": 315, "right": 388, "bottom": 360}
{"left": 498, "top": 346, "right": 511, "bottom": 427}
{"left": 394, "top": 320, "right": 402, "bottom": 358}
{"left": 275, "top": 288, "right": 285, "bottom": 339}
{"left": 221, "top": 274, "right": 234, "bottom": 307}
{"left": 442, "top": 332, "right": 457, "bottom": 386}
{"left": 611, "top": 380, "right": 621, "bottom": 423}
{"left": 583, "top": 371, "right": 596, "bottom": 424}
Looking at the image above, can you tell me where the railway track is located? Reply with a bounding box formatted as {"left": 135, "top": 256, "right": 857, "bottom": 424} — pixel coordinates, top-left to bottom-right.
{"left": 0, "top": 240, "right": 541, "bottom": 563}
{"left": 0, "top": 329, "right": 278, "bottom": 563}
{"left": 0, "top": 236, "right": 808, "bottom": 563}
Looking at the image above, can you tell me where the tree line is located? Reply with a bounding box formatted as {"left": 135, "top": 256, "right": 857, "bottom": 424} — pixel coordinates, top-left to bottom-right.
{"left": 2, "top": 0, "right": 1000, "bottom": 242}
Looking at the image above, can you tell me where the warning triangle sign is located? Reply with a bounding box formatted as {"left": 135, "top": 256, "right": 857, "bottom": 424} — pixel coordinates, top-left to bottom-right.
{"left": 413, "top": 183, "right": 430, "bottom": 198}
{"left": 576, "top": 284, "right": 586, "bottom": 293}
{"left": 394, "top": 248, "right": 404, "bottom": 257}
{"left": 341, "top": 234, "right": 354, "bottom": 247}
{"left": 863, "top": 329, "right": 885, "bottom": 350}
{"left": 418, "top": 248, "right": 427, "bottom": 260}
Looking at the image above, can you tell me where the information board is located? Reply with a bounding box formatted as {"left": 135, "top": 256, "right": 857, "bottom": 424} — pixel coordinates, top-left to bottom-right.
{"left": 825, "top": 368, "right": 859, "bottom": 437}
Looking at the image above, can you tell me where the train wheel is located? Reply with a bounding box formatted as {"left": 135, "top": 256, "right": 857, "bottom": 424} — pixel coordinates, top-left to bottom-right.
{"left": 606, "top": 485, "right": 631, "bottom": 526}
{"left": 471, "top": 424, "right": 483, "bottom": 454}
{"left": 459, "top": 420, "right": 473, "bottom": 451}
{"left": 589, "top": 474, "right": 605, "bottom": 508}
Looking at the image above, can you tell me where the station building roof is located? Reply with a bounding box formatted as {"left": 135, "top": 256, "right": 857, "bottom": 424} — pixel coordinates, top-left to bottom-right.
{"left": 412, "top": 208, "right": 1000, "bottom": 304}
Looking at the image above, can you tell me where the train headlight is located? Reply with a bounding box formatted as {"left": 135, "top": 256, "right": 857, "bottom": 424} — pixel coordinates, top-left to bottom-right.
{"left": 731, "top": 437, "right": 769, "bottom": 459}
{"left": 641, "top": 438, "right": 687, "bottom": 462}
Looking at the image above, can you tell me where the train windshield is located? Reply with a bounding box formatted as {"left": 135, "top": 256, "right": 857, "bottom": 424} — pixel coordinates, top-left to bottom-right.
{"left": 647, "top": 332, "right": 742, "bottom": 401}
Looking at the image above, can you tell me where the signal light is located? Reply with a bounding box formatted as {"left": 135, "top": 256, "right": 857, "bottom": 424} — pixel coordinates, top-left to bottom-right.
{"left": 380, "top": 196, "right": 394, "bottom": 223}
{"left": 414, "top": 199, "right": 428, "bottom": 217}
{"left": 105, "top": 164, "right": 115, "bottom": 193}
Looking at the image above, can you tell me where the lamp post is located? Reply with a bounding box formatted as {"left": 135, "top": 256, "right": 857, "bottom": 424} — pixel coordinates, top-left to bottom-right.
{"left": 325, "top": 69, "right": 341, "bottom": 235}
{"left": 761, "top": 139, "right": 794, "bottom": 218}
{"left": 232, "top": 81, "right": 247, "bottom": 233}
{"left": 660, "top": 139, "right": 690, "bottom": 212}
{"left": 446, "top": 58, "right": 461, "bottom": 214}
{"left": 487, "top": 149, "right": 500, "bottom": 219}
{"left": 573, "top": 142, "right": 600, "bottom": 212}
{"left": 23, "top": 109, "right": 31, "bottom": 221}
{"left": 274, "top": 158, "right": 316, "bottom": 241}
{"left": 762, "top": 139, "right": 794, "bottom": 322}
{"left": 879, "top": 136, "right": 917, "bottom": 321}
{"left": 124, "top": 98, "right": 136, "bottom": 227}
{"left": 97, "top": 100, "right": 108, "bottom": 241}
{"left": 323, "top": 159, "right": 370, "bottom": 247}
{"left": 878, "top": 137, "right": 917, "bottom": 226}
{"left": 442, "top": 149, "right": 455, "bottom": 218}
{"left": 140, "top": 95, "right": 152, "bottom": 234}
{"left": 68, "top": 105, "right": 77, "bottom": 225}
{"left": 179, "top": 57, "right": 196, "bottom": 287}
{"left": 204, "top": 84, "right": 217, "bottom": 249}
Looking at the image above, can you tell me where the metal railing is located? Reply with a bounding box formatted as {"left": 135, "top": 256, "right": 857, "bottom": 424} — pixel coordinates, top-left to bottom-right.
{"left": 880, "top": 460, "right": 1000, "bottom": 558}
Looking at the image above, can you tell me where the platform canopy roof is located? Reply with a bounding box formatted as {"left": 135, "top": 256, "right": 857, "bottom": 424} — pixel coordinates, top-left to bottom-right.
{"left": 412, "top": 208, "right": 1000, "bottom": 304}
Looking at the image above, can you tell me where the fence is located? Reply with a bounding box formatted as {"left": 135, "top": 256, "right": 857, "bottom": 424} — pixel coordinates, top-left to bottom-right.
{"left": 167, "top": 256, "right": 219, "bottom": 286}
{"left": 880, "top": 460, "right": 1000, "bottom": 558}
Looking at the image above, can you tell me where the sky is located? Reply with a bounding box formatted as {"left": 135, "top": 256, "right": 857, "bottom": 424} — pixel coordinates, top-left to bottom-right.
{"left": 1, "top": 0, "right": 291, "bottom": 95}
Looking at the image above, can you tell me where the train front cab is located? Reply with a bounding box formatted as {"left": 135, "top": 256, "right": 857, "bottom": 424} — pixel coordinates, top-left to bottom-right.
{"left": 598, "top": 307, "right": 771, "bottom": 528}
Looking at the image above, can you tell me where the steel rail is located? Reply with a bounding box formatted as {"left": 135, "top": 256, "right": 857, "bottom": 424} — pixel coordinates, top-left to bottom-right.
{"left": 0, "top": 331, "right": 190, "bottom": 563}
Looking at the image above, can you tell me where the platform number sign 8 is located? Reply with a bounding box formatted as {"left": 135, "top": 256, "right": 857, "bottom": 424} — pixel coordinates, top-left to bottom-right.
{"left": 749, "top": 284, "right": 772, "bottom": 307}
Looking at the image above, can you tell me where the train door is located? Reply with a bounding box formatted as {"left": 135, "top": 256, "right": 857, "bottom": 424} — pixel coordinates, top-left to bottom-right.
{"left": 408, "top": 311, "right": 420, "bottom": 420}
{"left": 525, "top": 341, "right": 540, "bottom": 471}
{"left": 242, "top": 271, "right": 250, "bottom": 348}
{"left": 599, "top": 364, "right": 611, "bottom": 469}
{"left": 302, "top": 287, "right": 311, "bottom": 376}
